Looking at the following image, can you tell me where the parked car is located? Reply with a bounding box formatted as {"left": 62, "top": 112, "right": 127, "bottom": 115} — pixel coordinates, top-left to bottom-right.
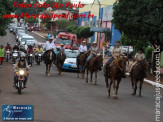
{"left": 18, "top": 33, "right": 29, "bottom": 42}
{"left": 19, "top": 35, "right": 36, "bottom": 45}
{"left": 16, "top": 30, "right": 25, "bottom": 41}
{"left": 15, "top": 27, "right": 25, "bottom": 35}
{"left": 62, "top": 49, "right": 79, "bottom": 71}
{"left": 10, "top": 25, "right": 17, "bottom": 32}
{"left": 24, "top": 40, "right": 38, "bottom": 50}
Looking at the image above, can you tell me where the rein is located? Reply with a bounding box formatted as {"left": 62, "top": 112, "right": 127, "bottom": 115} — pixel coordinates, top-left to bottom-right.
{"left": 111, "top": 58, "right": 124, "bottom": 72}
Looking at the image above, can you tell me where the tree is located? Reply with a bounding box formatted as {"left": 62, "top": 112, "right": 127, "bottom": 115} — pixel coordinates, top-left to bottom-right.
{"left": 66, "top": 25, "right": 78, "bottom": 34}
{"left": 112, "top": 0, "right": 163, "bottom": 51}
{"left": 24, "top": 18, "right": 38, "bottom": 23}
{"left": 76, "top": 26, "right": 94, "bottom": 41}
{"left": 120, "top": 32, "right": 149, "bottom": 51}
{"left": 55, "top": 20, "right": 74, "bottom": 29}
{"left": 0, "top": 0, "right": 13, "bottom": 36}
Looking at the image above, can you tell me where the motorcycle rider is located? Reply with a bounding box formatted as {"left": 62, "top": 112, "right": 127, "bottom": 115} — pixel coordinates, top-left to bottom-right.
{"left": 19, "top": 44, "right": 26, "bottom": 54}
{"left": 5, "top": 42, "right": 12, "bottom": 51}
{"left": 77, "top": 41, "right": 87, "bottom": 63}
{"left": 27, "top": 44, "right": 34, "bottom": 65}
{"left": 5, "top": 42, "right": 12, "bottom": 58}
{"left": 13, "top": 44, "right": 19, "bottom": 51}
{"left": 35, "top": 44, "right": 43, "bottom": 53}
{"left": 84, "top": 42, "right": 98, "bottom": 69}
{"left": 35, "top": 44, "right": 43, "bottom": 61}
{"left": 14, "top": 53, "right": 29, "bottom": 88}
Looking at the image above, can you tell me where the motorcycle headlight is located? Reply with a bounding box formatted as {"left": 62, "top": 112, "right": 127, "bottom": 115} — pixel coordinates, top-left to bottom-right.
{"left": 13, "top": 53, "right": 18, "bottom": 56}
{"left": 38, "top": 54, "right": 41, "bottom": 56}
{"left": 30, "top": 54, "right": 33, "bottom": 56}
{"left": 19, "top": 70, "right": 25, "bottom": 75}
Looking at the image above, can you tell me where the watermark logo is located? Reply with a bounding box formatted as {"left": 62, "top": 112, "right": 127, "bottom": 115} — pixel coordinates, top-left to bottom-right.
{"left": 154, "top": 46, "right": 162, "bottom": 121}
{"left": 2, "top": 105, "right": 33, "bottom": 121}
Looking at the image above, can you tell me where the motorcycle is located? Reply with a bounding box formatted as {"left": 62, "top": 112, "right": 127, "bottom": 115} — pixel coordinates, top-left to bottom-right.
{"left": 15, "top": 68, "right": 28, "bottom": 94}
{"left": 12, "top": 50, "right": 19, "bottom": 64}
{"left": 5, "top": 49, "right": 10, "bottom": 62}
{"left": 35, "top": 53, "right": 42, "bottom": 65}
{"left": 28, "top": 53, "right": 33, "bottom": 66}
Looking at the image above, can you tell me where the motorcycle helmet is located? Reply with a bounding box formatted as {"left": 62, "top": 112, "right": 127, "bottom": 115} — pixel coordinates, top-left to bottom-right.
{"left": 20, "top": 52, "right": 26, "bottom": 61}
{"left": 7, "top": 42, "right": 11, "bottom": 46}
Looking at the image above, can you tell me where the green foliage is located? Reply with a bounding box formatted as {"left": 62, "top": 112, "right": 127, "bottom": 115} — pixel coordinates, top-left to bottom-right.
{"left": 80, "top": 26, "right": 94, "bottom": 39}
{"left": 120, "top": 32, "right": 149, "bottom": 51}
{"left": 112, "top": 0, "right": 163, "bottom": 51}
{"left": 24, "top": 18, "right": 38, "bottom": 23}
{"left": 0, "top": 0, "right": 13, "bottom": 36}
{"left": 66, "top": 25, "right": 78, "bottom": 34}
{"left": 145, "top": 47, "right": 154, "bottom": 62}
{"left": 55, "top": 19, "right": 74, "bottom": 29}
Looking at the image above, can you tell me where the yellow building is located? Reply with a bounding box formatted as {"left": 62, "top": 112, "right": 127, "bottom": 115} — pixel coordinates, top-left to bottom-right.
{"left": 78, "top": 0, "right": 117, "bottom": 49}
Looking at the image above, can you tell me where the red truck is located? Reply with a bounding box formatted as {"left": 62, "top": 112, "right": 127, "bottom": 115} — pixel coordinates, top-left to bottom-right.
{"left": 55, "top": 33, "right": 78, "bottom": 50}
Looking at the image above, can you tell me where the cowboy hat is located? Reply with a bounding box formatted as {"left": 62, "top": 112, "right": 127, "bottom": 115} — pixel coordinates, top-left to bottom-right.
{"left": 49, "top": 37, "right": 53, "bottom": 40}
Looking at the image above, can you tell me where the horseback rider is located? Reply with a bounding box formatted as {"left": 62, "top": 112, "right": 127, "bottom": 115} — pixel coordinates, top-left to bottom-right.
{"left": 14, "top": 52, "right": 29, "bottom": 88}
{"left": 59, "top": 43, "right": 65, "bottom": 53}
{"left": 43, "top": 37, "right": 55, "bottom": 60}
{"left": 77, "top": 41, "right": 87, "bottom": 63}
{"left": 84, "top": 42, "right": 98, "bottom": 69}
{"left": 104, "top": 41, "right": 123, "bottom": 76}
{"left": 128, "top": 48, "right": 145, "bottom": 75}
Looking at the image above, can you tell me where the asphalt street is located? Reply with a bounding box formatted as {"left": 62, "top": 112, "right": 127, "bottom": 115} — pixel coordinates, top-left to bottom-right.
{"left": 0, "top": 30, "right": 162, "bottom": 122}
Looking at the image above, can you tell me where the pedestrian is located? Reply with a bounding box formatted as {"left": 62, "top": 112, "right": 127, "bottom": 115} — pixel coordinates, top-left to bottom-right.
{"left": 0, "top": 45, "right": 5, "bottom": 67}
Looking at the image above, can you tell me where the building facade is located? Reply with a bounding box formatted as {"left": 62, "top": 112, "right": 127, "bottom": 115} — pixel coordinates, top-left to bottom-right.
{"left": 78, "top": 0, "right": 121, "bottom": 49}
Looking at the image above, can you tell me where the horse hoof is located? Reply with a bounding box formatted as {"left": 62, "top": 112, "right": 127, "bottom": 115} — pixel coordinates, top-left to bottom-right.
{"left": 107, "top": 93, "right": 110, "bottom": 97}
{"left": 113, "top": 94, "right": 118, "bottom": 99}
{"left": 132, "top": 92, "right": 136, "bottom": 95}
{"left": 94, "top": 82, "right": 97, "bottom": 85}
{"left": 47, "top": 74, "right": 50, "bottom": 76}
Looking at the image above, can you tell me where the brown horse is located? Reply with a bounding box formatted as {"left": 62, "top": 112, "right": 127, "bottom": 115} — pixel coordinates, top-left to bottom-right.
{"left": 77, "top": 51, "right": 90, "bottom": 78}
{"left": 131, "top": 60, "right": 148, "bottom": 97}
{"left": 105, "top": 56, "right": 128, "bottom": 98}
{"left": 86, "top": 55, "right": 103, "bottom": 85}
{"left": 56, "top": 52, "right": 66, "bottom": 75}
{"left": 45, "top": 50, "right": 56, "bottom": 76}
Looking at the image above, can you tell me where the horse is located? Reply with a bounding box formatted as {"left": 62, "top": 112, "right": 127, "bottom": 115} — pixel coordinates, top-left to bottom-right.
{"left": 131, "top": 60, "right": 148, "bottom": 97}
{"left": 86, "top": 55, "right": 103, "bottom": 85}
{"left": 56, "top": 52, "right": 66, "bottom": 75}
{"left": 77, "top": 51, "right": 90, "bottom": 78}
{"left": 104, "top": 56, "right": 128, "bottom": 98}
{"left": 44, "top": 50, "right": 56, "bottom": 76}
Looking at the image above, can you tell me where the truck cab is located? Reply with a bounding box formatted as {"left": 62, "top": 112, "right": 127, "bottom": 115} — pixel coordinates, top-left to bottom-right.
{"left": 55, "top": 33, "right": 78, "bottom": 50}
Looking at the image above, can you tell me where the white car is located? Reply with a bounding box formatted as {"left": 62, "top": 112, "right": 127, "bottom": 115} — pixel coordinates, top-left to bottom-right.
{"left": 24, "top": 40, "right": 38, "bottom": 50}
{"left": 16, "top": 30, "right": 25, "bottom": 40}
{"left": 18, "top": 33, "right": 29, "bottom": 42}
{"left": 19, "top": 35, "right": 35, "bottom": 44}
{"left": 62, "top": 49, "right": 79, "bottom": 71}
